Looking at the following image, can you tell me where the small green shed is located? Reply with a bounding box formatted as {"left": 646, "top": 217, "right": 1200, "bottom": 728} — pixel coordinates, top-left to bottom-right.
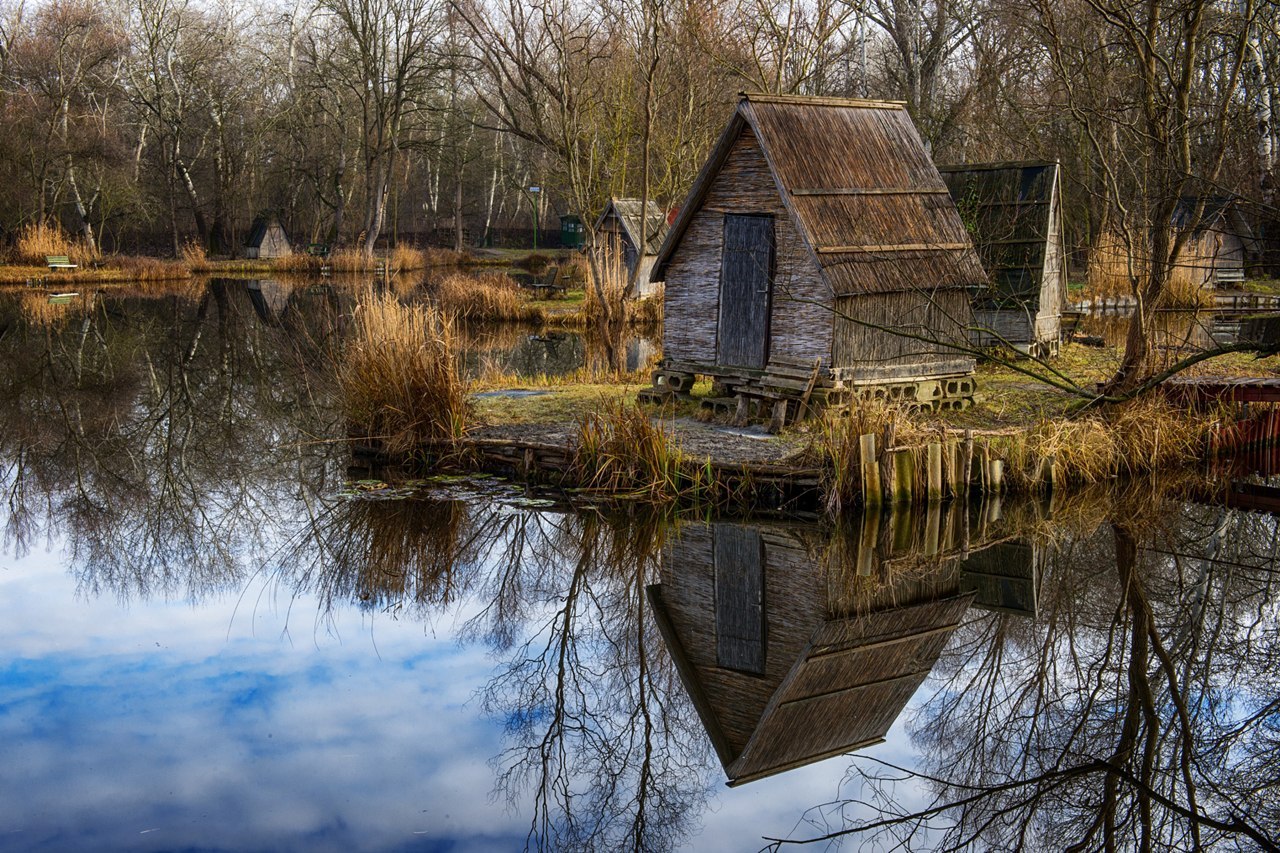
{"left": 559, "top": 214, "right": 585, "bottom": 249}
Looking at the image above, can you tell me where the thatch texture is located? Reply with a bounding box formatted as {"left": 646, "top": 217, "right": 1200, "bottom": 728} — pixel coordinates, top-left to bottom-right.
{"left": 596, "top": 197, "right": 669, "bottom": 256}
{"left": 654, "top": 94, "right": 986, "bottom": 296}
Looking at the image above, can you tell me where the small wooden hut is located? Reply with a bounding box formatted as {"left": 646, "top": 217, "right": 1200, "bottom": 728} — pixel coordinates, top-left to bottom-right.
{"left": 938, "top": 161, "right": 1067, "bottom": 357}
{"left": 1173, "top": 196, "right": 1257, "bottom": 287}
{"left": 647, "top": 94, "right": 986, "bottom": 415}
{"left": 647, "top": 518, "right": 979, "bottom": 786}
{"left": 245, "top": 215, "right": 292, "bottom": 260}
{"left": 594, "top": 198, "right": 669, "bottom": 297}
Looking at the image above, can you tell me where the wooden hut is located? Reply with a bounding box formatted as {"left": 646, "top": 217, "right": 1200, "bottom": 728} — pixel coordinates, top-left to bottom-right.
{"left": 245, "top": 215, "right": 292, "bottom": 260}
{"left": 646, "top": 94, "right": 986, "bottom": 416}
{"left": 938, "top": 161, "right": 1067, "bottom": 357}
{"left": 594, "top": 198, "right": 669, "bottom": 297}
{"left": 1173, "top": 196, "right": 1257, "bottom": 287}
{"left": 647, "top": 517, "right": 978, "bottom": 786}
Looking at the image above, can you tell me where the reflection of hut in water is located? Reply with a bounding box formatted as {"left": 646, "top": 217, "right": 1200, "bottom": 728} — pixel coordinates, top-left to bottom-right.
{"left": 648, "top": 517, "right": 976, "bottom": 785}
{"left": 960, "top": 540, "right": 1043, "bottom": 617}
{"left": 594, "top": 198, "right": 669, "bottom": 298}
{"left": 938, "top": 162, "right": 1067, "bottom": 357}
{"left": 649, "top": 94, "right": 984, "bottom": 412}
{"left": 245, "top": 215, "right": 292, "bottom": 260}
{"left": 246, "top": 279, "right": 295, "bottom": 326}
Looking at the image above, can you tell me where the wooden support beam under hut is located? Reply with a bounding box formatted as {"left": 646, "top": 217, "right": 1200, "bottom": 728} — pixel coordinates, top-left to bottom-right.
{"left": 642, "top": 93, "right": 987, "bottom": 428}
{"left": 938, "top": 161, "right": 1068, "bottom": 358}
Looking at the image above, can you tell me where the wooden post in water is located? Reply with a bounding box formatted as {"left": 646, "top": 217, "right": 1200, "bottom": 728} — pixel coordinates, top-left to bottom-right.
{"left": 860, "top": 434, "right": 882, "bottom": 508}
{"left": 990, "top": 459, "right": 1004, "bottom": 493}
{"left": 856, "top": 503, "right": 880, "bottom": 576}
{"left": 927, "top": 442, "right": 943, "bottom": 502}
{"left": 889, "top": 450, "right": 915, "bottom": 504}
{"left": 945, "top": 439, "right": 960, "bottom": 496}
{"left": 960, "top": 430, "right": 974, "bottom": 496}
{"left": 923, "top": 500, "right": 942, "bottom": 556}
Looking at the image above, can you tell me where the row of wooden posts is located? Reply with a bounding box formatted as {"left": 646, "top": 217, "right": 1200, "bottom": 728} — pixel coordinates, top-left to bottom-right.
{"left": 860, "top": 428, "right": 1057, "bottom": 507}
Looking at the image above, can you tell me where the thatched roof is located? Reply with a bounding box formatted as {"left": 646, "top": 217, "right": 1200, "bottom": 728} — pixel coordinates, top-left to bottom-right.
{"left": 652, "top": 93, "right": 987, "bottom": 295}
{"left": 937, "top": 161, "right": 1060, "bottom": 298}
{"left": 1173, "top": 195, "right": 1259, "bottom": 248}
{"left": 595, "top": 197, "right": 669, "bottom": 255}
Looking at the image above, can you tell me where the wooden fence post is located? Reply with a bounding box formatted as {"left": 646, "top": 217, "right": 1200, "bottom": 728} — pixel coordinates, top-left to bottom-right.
{"left": 927, "top": 442, "right": 943, "bottom": 502}
{"left": 860, "top": 433, "right": 881, "bottom": 508}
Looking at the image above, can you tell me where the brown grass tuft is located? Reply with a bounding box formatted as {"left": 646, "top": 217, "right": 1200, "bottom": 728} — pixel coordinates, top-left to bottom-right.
{"left": 432, "top": 271, "right": 545, "bottom": 323}
{"left": 339, "top": 292, "right": 470, "bottom": 454}
{"left": 11, "top": 222, "right": 96, "bottom": 266}
{"left": 571, "top": 399, "right": 715, "bottom": 502}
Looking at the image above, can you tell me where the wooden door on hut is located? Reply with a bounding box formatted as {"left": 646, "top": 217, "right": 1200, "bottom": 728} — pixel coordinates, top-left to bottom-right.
{"left": 717, "top": 214, "right": 775, "bottom": 368}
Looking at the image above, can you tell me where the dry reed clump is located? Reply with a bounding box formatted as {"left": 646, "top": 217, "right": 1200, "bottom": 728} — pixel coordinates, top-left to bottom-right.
{"left": 627, "top": 283, "right": 664, "bottom": 327}
{"left": 180, "top": 241, "right": 213, "bottom": 272}
{"left": 572, "top": 399, "right": 716, "bottom": 503}
{"left": 273, "top": 252, "right": 325, "bottom": 273}
{"left": 10, "top": 222, "right": 96, "bottom": 266}
{"left": 391, "top": 244, "right": 427, "bottom": 271}
{"left": 1011, "top": 397, "right": 1212, "bottom": 488}
{"left": 582, "top": 241, "right": 628, "bottom": 331}
{"left": 339, "top": 292, "right": 470, "bottom": 454}
{"left": 1084, "top": 229, "right": 1213, "bottom": 309}
{"left": 433, "top": 271, "right": 545, "bottom": 323}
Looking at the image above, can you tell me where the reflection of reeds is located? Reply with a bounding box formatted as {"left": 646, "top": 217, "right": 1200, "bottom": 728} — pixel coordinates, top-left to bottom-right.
{"left": 19, "top": 290, "right": 95, "bottom": 327}
{"left": 339, "top": 292, "right": 470, "bottom": 453}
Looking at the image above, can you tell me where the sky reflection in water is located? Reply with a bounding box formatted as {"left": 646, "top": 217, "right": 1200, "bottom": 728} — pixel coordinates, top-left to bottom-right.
{"left": 0, "top": 283, "right": 1275, "bottom": 851}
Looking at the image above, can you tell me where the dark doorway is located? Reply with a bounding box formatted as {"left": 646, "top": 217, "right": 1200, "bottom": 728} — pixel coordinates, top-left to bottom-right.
{"left": 717, "top": 214, "right": 774, "bottom": 368}
{"left": 714, "top": 524, "right": 766, "bottom": 674}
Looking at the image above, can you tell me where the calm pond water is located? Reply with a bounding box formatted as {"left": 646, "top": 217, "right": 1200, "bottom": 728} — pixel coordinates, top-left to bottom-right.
{"left": 0, "top": 281, "right": 1277, "bottom": 851}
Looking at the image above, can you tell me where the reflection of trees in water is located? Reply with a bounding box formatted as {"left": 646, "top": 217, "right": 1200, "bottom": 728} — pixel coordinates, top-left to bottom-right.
{"left": 472, "top": 508, "right": 717, "bottom": 852}
{"left": 767, "top": 489, "right": 1279, "bottom": 850}
{"left": 0, "top": 281, "right": 349, "bottom": 600}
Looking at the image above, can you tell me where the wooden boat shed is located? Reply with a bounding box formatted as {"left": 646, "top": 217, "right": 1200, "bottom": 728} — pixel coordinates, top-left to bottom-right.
{"left": 594, "top": 197, "right": 669, "bottom": 297}
{"left": 245, "top": 215, "right": 292, "bottom": 260}
{"left": 938, "top": 161, "right": 1067, "bottom": 357}
{"left": 646, "top": 94, "right": 986, "bottom": 417}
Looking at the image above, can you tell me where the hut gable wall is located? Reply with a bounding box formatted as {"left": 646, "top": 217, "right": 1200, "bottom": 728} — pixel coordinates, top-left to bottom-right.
{"left": 662, "top": 126, "right": 832, "bottom": 366}
{"left": 833, "top": 288, "right": 974, "bottom": 380}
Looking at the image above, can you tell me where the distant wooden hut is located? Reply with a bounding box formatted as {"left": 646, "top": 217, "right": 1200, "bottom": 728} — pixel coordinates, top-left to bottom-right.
{"left": 245, "top": 215, "right": 291, "bottom": 260}
{"left": 647, "top": 518, "right": 978, "bottom": 786}
{"left": 1173, "top": 196, "right": 1257, "bottom": 287}
{"left": 594, "top": 198, "right": 669, "bottom": 297}
{"left": 938, "top": 161, "right": 1067, "bottom": 357}
{"left": 647, "top": 94, "right": 986, "bottom": 415}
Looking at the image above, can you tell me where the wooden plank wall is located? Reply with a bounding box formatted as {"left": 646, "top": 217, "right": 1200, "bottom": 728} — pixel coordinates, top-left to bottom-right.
{"left": 831, "top": 289, "right": 975, "bottom": 381}
{"left": 663, "top": 126, "right": 833, "bottom": 366}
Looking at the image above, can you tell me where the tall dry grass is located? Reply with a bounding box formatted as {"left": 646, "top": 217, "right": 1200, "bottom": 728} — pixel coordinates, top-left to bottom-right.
{"left": 11, "top": 222, "right": 96, "bottom": 266}
{"left": 1085, "top": 229, "right": 1213, "bottom": 309}
{"left": 432, "top": 271, "right": 545, "bottom": 323}
{"left": 572, "top": 400, "right": 716, "bottom": 503}
{"left": 339, "top": 292, "right": 470, "bottom": 453}
{"left": 180, "top": 241, "right": 213, "bottom": 272}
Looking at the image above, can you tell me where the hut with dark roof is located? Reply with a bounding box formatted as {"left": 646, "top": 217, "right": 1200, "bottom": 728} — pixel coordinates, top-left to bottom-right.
{"left": 938, "top": 161, "right": 1067, "bottom": 357}
{"left": 647, "top": 515, "right": 979, "bottom": 786}
{"left": 244, "top": 215, "right": 292, "bottom": 260}
{"left": 646, "top": 94, "right": 986, "bottom": 415}
{"left": 594, "top": 198, "right": 669, "bottom": 297}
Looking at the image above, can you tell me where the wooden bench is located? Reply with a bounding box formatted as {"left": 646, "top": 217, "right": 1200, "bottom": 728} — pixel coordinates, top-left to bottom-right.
{"left": 46, "top": 255, "right": 77, "bottom": 271}
{"left": 306, "top": 243, "right": 330, "bottom": 258}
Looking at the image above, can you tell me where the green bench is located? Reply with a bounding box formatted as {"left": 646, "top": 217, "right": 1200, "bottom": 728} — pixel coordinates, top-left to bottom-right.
{"left": 306, "top": 243, "right": 330, "bottom": 258}
{"left": 46, "top": 255, "right": 77, "bottom": 271}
